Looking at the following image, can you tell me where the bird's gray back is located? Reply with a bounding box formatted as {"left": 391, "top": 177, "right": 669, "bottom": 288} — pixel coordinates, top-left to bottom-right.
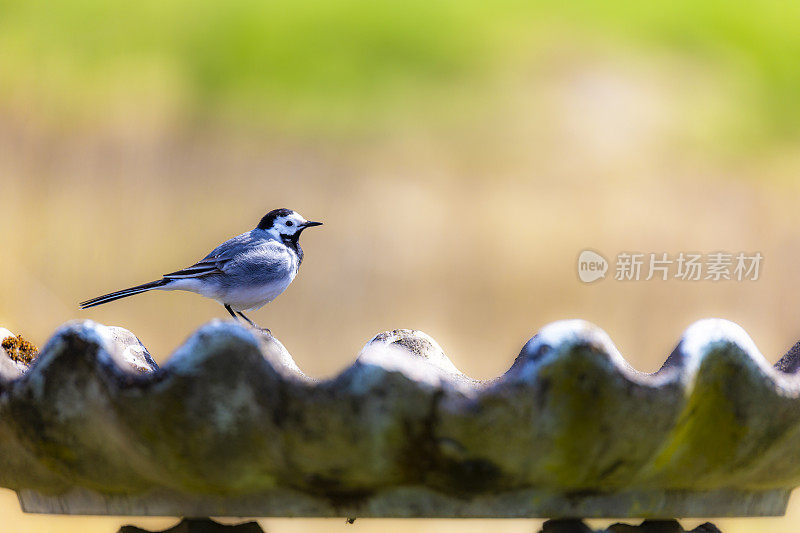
{"left": 214, "top": 232, "right": 297, "bottom": 288}
{"left": 202, "top": 230, "right": 263, "bottom": 261}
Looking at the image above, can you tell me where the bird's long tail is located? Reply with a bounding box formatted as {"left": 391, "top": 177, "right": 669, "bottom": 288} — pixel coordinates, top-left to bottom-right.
{"left": 79, "top": 279, "right": 170, "bottom": 309}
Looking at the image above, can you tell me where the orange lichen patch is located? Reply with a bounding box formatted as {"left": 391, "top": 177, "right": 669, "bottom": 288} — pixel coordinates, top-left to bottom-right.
{"left": 1, "top": 335, "right": 38, "bottom": 365}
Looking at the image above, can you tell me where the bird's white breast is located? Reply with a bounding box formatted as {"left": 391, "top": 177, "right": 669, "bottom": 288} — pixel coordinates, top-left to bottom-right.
{"left": 224, "top": 243, "right": 299, "bottom": 311}
{"left": 223, "top": 276, "right": 295, "bottom": 311}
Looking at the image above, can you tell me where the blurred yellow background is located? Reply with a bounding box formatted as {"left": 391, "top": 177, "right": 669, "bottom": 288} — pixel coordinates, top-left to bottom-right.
{"left": 2, "top": 1, "right": 800, "bottom": 531}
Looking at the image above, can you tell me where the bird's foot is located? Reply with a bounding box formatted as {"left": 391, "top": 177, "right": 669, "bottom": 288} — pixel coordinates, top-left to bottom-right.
{"left": 258, "top": 327, "right": 272, "bottom": 337}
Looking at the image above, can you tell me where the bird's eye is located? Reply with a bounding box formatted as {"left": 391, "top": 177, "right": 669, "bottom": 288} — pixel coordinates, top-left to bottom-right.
{"left": 286, "top": 221, "right": 294, "bottom": 227}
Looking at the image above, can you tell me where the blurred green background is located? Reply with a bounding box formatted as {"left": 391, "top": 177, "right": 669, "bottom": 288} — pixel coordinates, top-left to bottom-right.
{"left": 2, "top": 1, "right": 800, "bottom": 531}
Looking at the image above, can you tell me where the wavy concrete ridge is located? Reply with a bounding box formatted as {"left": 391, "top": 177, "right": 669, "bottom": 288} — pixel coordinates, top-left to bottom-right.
{"left": 1, "top": 318, "right": 799, "bottom": 517}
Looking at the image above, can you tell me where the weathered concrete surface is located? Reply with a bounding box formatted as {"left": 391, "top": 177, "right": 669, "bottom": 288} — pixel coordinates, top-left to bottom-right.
{"left": 1, "top": 318, "right": 800, "bottom": 517}
{"left": 15, "top": 486, "right": 789, "bottom": 517}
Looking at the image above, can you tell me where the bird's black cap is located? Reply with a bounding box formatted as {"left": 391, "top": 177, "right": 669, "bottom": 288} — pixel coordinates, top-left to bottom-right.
{"left": 257, "top": 208, "right": 295, "bottom": 230}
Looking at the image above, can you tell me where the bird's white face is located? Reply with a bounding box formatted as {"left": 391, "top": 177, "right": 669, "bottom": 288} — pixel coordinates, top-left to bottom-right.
{"left": 274, "top": 212, "right": 309, "bottom": 236}
{"left": 257, "top": 208, "right": 322, "bottom": 241}
{"left": 263, "top": 211, "right": 323, "bottom": 241}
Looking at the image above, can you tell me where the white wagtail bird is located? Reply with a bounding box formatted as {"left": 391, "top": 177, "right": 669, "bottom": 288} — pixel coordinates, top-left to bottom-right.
{"left": 80, "top": 208, "right": 322, "bottom": 331}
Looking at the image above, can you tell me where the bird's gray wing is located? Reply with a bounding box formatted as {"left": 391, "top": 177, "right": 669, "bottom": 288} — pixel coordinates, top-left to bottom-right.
{"left": 222, "top": 240, "right": 294, "bottom": 284}
{"left": 162, "top": 231, "right": 257, "bottom": 280}
{"left": 162, "top": 259, "right": 224, "bottom": 279}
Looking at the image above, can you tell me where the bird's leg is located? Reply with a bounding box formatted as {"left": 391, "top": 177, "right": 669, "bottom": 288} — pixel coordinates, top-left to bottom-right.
{"left": 235, "top": 311, "right": 257, "bottom": 327}
{"left": 236, "top": 311, "right": 271, "bottom": 336}
{"left": 224, "top": 304, "right": 271, "bottom": 335}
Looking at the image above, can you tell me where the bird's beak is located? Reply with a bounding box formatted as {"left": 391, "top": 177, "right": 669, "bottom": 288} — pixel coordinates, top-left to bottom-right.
{"left": 302, "top": 221, "right": 323, "bottom": 228}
